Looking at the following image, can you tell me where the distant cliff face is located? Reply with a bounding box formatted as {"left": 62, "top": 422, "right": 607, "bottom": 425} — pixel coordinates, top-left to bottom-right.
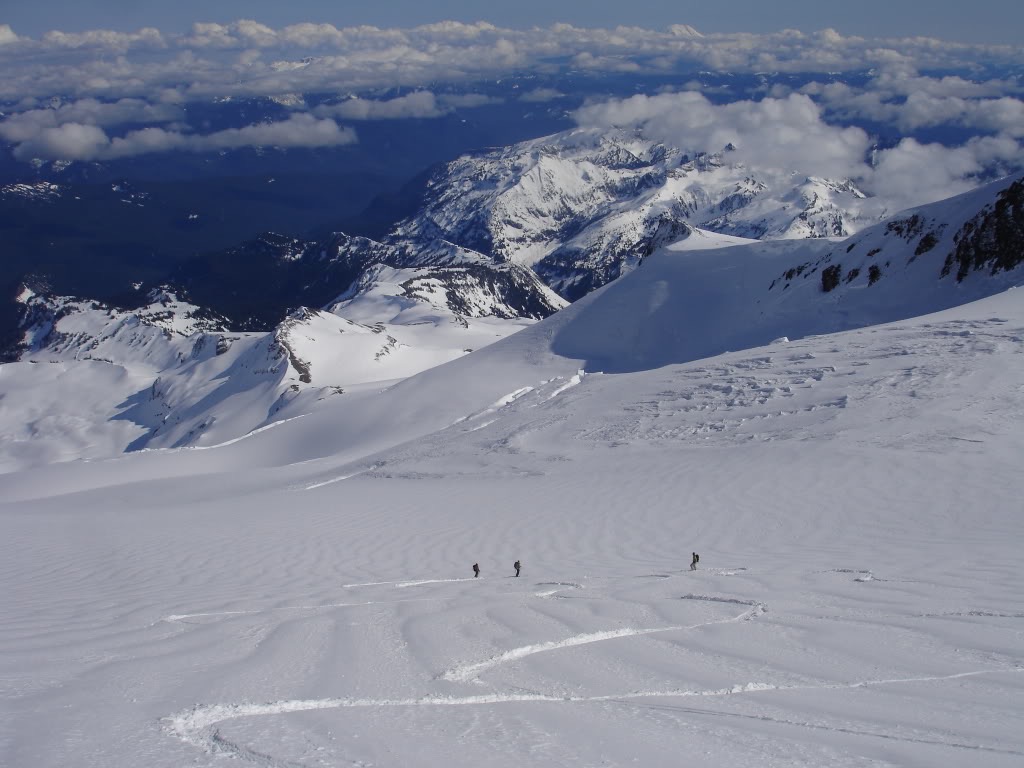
{"left": 760, "top": 174, "right": 1024, "bottom": 318}
{"left": 942, "top": 177, "right": 1024, "bottom": 282}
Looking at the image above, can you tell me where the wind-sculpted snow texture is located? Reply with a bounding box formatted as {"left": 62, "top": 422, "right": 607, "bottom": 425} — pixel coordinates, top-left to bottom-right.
{"left": 392, "top": 127, "right": 886, "bottom": 300}
{"left": 3, "top": 216, "right": 1024, "bottom": 766}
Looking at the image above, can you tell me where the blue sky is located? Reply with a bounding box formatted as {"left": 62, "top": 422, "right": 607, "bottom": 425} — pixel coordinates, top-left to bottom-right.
{"left": 3, "top": 0, "right": 1023, "bottom": 44}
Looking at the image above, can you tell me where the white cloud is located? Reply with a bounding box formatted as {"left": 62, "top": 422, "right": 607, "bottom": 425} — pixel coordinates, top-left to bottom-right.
{"left": 897, "top": 93, "right": 1024, "bottom": 136}
{"left": 8, "top": 114, "right": 356, "bottom": 161}
{"left": 12, "top": 122, "right": 110, "bottom": 161}
{"left": 575, "top": 91, "right": 871, "bottom": 180}
{"left": 0, "top": 98, "right": 184, "bottom": 143}
{"left": 0, "top": 24, "right": 19, "bottom": 46}
{"left": 1, "top": 20, "right": 1022, "bottom": 170}
{"left": 277, "top": 23, "right": 345, "bottom": 48}
{"left": 571, "top": 52, "right": 642, "bottom": 72}
{"left": 180, "top": 22, "right": 237, "bottom": 49}
{"left": 40, "top": 27, "right": 165, "bottom": 51}
{"left": 414, "top": 21, "right": 499, "bottom": 39}
{"left": 439, "top": 93, "right": 502, "bottom": 109}
{"left": 520, "top": 88, "right": 565, "bottom": 103}
{"left": 572, "top": 90, "right": 1023, "bottom": 212}
{"left": 315, "top": 91, "right": 500, "bottom": 121}
{"left": 0, "top": 99, "right": 188, "bottom": 164}
{"left": 106, "top": 126, "right": 188, "bottom": 158}
{"left": 805, "top": 73, "right": 1024, "bottom": 138}
{"left": 2, "top": 21, "right": 1021, "bottom": 106}
{"left": 235, "top": 20, "right": 278, "bottom": 48}
{"left": 321, "top": 92, "right": 445, "bottom": 120}
{"left": 867, "top": 135, "right": 1023, "bottom": 208}
{"left": 196, "top": 113, "right": 356, "bottom": 150}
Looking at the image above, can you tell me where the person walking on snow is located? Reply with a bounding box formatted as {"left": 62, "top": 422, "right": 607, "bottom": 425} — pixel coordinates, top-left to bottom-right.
{"left": 472, "top": 563, "right": 480, "bottom": 578}
{"left": 690, "top": 552, "right": 700, "bottom": 571}
{"left": 514, "top": 560, "right": 521, "bottom": 577}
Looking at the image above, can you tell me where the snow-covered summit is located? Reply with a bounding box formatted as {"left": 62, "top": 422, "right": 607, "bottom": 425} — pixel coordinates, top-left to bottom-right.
{"left": 1, "top": 181, "right": 64, "bottom": 202}
{"left": 17, "top": 285, "right": 230, "bottom": 363}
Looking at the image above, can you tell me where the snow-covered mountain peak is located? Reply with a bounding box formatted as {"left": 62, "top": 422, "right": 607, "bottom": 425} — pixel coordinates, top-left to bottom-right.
{"left": 1, "top": 181, "right": 64, "bottom": 202}
{"left": 392, "top": 125, "right": 888, "bottom": 300}
{"left": 766, "top": 172, "right": 1024, "bottom": 306}
{"left": 16, "top": 285, "right": 230, "bottom": 364}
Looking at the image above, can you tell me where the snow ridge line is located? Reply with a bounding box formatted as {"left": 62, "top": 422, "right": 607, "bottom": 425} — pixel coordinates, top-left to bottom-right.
{"left": 165, "top": 669, "right": 1023, "bottom": 759}
{"left": 545, "top": 370, "right": 585, "bottom": 401}
{"left": 440, "top": 596, "right": 767, "bottom": 683}
{"left": 156, "top": 415, "right": 308, "bottom": 453}
{"left": 451, "top": 385, "right": 536, "bottom": 426}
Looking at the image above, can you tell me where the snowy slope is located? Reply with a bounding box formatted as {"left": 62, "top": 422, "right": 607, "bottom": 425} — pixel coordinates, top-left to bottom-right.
{"left": 0, "top": 275, "right": 540, "bottom": 470}
{"left": 2, "top": 271, "right": 1023, "bottom": 766}
{"left": 3, "top": 173, "right": 1021, "bottom": 472}
{"left": 551, "top": 175, "right": 1024, "bottom": 373}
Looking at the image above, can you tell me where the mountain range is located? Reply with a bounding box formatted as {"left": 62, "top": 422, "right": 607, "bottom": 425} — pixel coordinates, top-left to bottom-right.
{"left": 2, "top": 127, "right": 1021, "bottom": 470}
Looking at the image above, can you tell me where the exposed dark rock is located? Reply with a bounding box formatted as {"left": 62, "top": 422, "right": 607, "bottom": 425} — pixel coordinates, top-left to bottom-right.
{"left": 821, "top": 264, "right": 842, "bottom": 293}
{"left": 940, "top": 178, "right": 1024, "bottom": 281}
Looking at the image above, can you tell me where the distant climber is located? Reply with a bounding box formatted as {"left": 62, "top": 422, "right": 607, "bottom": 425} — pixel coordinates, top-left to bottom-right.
{"left": 514, "top": 560, "right": 521, "bottom": 577}
{"left": 690, "top": 552, "right": 700, "bottom": 571}
{"left": 472, "top": 563, "right": 480, "bottom": 578}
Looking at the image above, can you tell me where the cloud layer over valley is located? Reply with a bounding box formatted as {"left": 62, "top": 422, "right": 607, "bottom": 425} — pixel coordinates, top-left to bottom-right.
{"left": 1, "top": 20, "right": 1022, "bottom": 209}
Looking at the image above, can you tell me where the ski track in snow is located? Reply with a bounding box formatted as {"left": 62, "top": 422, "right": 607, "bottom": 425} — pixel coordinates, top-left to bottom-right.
{"left": 612, "top": 677, "right": 1024, "bottom": 757}
{"left": 302, "top": 462, "right": 383, "bottom": 490}
{"left": 341, "top": 577, "right": 477, "bottom": 589}
{"left": 440, "top": 596, "right": 766, "bottom": 683}
{"left": 160, "top": 596, "right": 443, "bottom": 625}
{"left": 160, "top": 571, "right": 1024, "bottom": 765}
{"left": 533, "top": 581, "right": 583, "bottom": 598}
{"left": 161, "top": 578, "right": 577, "bottom": 625}
{"left": 162, "top": 591, "right": 782, "bottom": 764}
{"left": 166, "top": 670, "right": 1024, "bottom": 764}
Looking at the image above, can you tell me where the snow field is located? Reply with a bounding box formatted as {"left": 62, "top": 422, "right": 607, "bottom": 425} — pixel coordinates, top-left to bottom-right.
{"left": 3, "top": 288, "right": 1024, "bottom": 766}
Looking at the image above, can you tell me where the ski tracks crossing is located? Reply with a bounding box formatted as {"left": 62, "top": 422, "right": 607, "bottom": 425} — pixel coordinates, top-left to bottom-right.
{"left": 162, "top": 569, "right": 1023, "bottom": 765}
